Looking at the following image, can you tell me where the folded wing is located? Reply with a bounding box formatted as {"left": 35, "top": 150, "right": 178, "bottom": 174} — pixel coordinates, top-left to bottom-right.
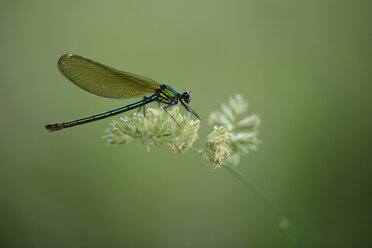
{"left": 58, "top": 54, "right": 160, "bottom": 98}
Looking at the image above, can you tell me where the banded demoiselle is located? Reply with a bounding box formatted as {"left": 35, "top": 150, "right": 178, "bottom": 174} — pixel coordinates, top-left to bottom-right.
{"left": 45, "top": 54, "right": 200, "bottom": 131}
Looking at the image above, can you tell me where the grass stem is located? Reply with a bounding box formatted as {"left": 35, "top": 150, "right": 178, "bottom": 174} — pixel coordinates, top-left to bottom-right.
{"left": 224, "top": 165, "right": 304, "bottom": 248}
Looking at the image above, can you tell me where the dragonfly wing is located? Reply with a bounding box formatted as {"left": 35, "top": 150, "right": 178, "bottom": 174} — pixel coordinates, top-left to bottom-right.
{"left": 58, "top": 54, "right": 160, "bottom": 98}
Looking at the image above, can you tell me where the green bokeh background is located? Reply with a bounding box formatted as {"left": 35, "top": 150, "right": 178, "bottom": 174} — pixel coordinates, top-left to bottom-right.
{"left": 1, "top": 1, "right": 371, "bottom": 247}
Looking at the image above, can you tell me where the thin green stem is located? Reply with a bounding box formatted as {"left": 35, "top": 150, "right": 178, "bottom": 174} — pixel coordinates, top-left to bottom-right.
{"left": 189, "top": 146, "right": 203, "bottom": 155}
{"left": 223, "top": 165, "right": 304, "bottom": 248}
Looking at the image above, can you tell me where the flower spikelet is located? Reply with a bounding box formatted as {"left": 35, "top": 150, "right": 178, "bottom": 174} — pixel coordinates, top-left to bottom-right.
{"left": 103, "top": 106, "right": 200, "bottom": 154}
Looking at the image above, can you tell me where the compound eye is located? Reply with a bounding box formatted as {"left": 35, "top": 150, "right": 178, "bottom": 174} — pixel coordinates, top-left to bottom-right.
{"left": 182, "top": 91, "right": 191, "bottom": 103}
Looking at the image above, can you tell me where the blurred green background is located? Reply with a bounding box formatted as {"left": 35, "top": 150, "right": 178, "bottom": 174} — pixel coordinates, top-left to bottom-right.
{"left": 1, "top": 0, "right": 371, "bottom": 247}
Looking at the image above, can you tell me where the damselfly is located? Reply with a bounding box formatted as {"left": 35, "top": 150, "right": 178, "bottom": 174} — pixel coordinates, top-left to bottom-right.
{"left": 45, "top": 54, "right": 199, "bottom": 131}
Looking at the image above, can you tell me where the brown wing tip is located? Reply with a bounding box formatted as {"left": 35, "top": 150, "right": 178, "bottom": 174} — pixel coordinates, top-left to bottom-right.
{"left": 58, "top": 54, "right": 68, "bottom": 70}
{"left": 58, "top": 53, "right": 75, "bottom": 66}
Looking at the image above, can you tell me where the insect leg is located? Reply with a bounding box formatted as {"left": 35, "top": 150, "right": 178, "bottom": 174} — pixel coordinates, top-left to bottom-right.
{"left": 136, "top": 96, "right": 149, "bottom": 117}
{"left": 179, "top": 99, "right": 200, "bottom": 120}
{"left": 155, "top": 99, "right": 180, "bottom": 125}
{"left": 135, "top": 105, "right": 143, "bottom": 116}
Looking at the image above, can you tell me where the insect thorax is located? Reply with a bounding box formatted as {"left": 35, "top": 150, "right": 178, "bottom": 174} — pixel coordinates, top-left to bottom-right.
{"left": 156, "top": 84, "right": 178, "bottom": 102}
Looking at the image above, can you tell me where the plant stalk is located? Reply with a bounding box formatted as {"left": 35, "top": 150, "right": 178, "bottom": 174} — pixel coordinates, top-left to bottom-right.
{"left": 224, "top": 165, "right": 304, "bottom": 248}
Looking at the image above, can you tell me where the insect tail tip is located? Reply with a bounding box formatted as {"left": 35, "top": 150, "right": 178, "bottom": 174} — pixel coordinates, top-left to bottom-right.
{"left": 45, "top": 124, "right": 62, "bottom": 132}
